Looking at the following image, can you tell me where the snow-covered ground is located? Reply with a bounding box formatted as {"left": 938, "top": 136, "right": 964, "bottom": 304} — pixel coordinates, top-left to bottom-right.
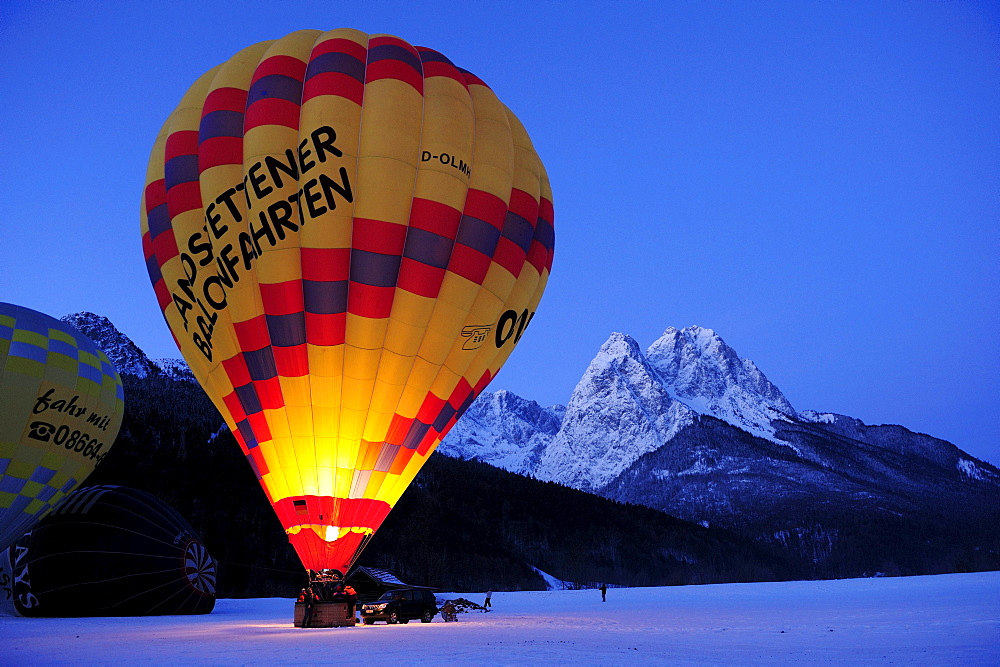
{"left": 2, "top": 572, "right": 997, "bottom": 664}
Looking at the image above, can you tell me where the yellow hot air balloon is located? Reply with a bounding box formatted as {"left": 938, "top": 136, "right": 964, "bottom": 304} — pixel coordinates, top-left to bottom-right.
{"left": 140, "top": 29, "right": 553, "bottom": 574}
{"left": 0, "top": 303, "right": 125, "bottom": 551}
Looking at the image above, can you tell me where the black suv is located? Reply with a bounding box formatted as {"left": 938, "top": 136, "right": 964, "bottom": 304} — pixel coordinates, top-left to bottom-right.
{"left": 360, "top": 588, "right": 438, "bottom": 624}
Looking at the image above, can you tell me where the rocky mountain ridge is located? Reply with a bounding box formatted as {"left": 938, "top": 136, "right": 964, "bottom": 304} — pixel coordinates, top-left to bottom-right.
{"left": 438, "top": 325, "right": 999, "bottom": 570}
{"left": 443, "top": 325, "right": 997, "bottom": 483}
{"left": 60, "top": 312, "right": 195, "bottom": 382}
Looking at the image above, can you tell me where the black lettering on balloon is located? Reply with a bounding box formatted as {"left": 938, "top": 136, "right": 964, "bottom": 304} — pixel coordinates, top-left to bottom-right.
{"left": 267, "top": 199, "right": 298, "bottom": 240}
{"left": 300, "top": 178, "right": 325, "bottom": 219}
{"left": 238, "top": 232, "right": 258, "bottom": 270}
{"left": 28, "top": 418, "right": 106, "bottom": 460}
{"left": 214, "top": 187, "right": 242, "bottom": 227}
{"left": 177, "top": 253, "right": 199, "bottom": 304}
{"left": 247, "top": 162, "right": 271, "bottom": 202}
{"left": 494, "top": 309, "right": 534, "bottom": 348}
{"left": 172, "top": 293, "right": 194, "bottom": 330}
{"left": 188, "top": 230, "right": 214, "bottom": 267}
{"left": 265, "top": 149, "right": 299, "bottom": 189}
{"left": 32, "top": 389, "right": 53, "bottom": 414}
{"left": 194, "top": 333, "right": 212, "bottom": 362}
{"left": 217, "top": 244, "right": 240, "bottom": 285}
{"left": 319, "top": 168, "right": 354, "bottom": 211}
{"left": 298, "top": 138, "right": 316, "bottom": 173}
{"left": 311, "top": 126, "right": 342, "bottom": 163}
{"left": 251, "top": 214, "right": 277, "bottom": 250}
{"left": 420, "top": 150, "right": 471, "bottom": 177}
{"left": 169, "top": 125, "right": 357, "bottom": 360}
{"left": 85, "top": 411, "right": 111, "bottom": 431}
{"left": 203, "top": 274, "right": 228, "bottom": 310}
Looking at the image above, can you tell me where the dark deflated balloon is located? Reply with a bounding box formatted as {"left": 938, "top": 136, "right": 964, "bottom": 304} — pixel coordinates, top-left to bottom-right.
{"left": 9, "top": 485, "right": 216, "bottom": 616}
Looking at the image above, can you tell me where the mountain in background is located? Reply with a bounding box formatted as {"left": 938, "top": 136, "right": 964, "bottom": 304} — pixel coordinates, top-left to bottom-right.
{"left": 61, "top": 312, "right": 195, "bottom": 382}
{"left": 441, "top": 326, "right": 1000, "bottom": 574}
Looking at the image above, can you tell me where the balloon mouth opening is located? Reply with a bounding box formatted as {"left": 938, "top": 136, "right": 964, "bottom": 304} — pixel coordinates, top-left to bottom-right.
{"left": 286, "top": 524, "right": 374, "bottom": 543}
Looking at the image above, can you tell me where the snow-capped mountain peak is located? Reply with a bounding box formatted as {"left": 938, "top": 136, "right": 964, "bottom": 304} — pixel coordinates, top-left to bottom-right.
{"left": 531, "top": 332, "right": 697, "bottom": 491}
{"left": 60, "top": 312, "right": 192, "bottom": 380}
{"left": 645, "top": 325, "right": 796, "bottom": 440}
{"left": 435, "top": 389, "right": 563, "bottom": 474}
{"left": 592, "top": 331, "right": 642, "bottom": 361}
{"left": 60, "top": 312, "right": 159, "bottom": 378}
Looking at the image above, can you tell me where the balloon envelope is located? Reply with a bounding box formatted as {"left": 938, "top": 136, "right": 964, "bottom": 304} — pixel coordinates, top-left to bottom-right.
{"left": 0, "top": 303, "right": 124, "bottom": 551}
{"left": 8, "top": 485, "right": 217, "bottom": 616}
{"left": 141, "top": 29, "right": 553, "bottom": 573}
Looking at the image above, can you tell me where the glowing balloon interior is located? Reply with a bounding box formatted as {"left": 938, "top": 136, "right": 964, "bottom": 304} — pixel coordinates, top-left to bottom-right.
{"left": 140, "top": 29, "right": 554, "bottom": 573}
{"left": 0, "top": 303, "right": 125, "bottom": 551}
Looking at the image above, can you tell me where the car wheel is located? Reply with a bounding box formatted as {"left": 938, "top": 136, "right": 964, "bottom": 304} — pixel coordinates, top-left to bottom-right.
{"left": 387, "top": 610, "right": 399, "bottom": 624}
{"left": 421, "top": 610, "right": 434, "bottom": 623}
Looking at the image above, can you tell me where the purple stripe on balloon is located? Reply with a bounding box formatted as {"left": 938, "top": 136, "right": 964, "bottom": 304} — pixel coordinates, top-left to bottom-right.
{"left": 456, "top": 215, "right": 501, "bottom": 256}
{"left": 306, "top": 51, "right": 365, "bottom": 82}
{"left": 164, "top": 155, "right": 199, "bottom": 191}
{"left": 266, "top": 312, "right": 306, "bottom": 347}
{"left": 368, "top": 43, "right": 421, "bottom": 72}
{"left": 243, "top": 348, "right": 278, "bottom": 382}
{"left": 373, "top": 443, "right": 400, "bottom": 472}
{"left": 235, "top": 387, "right": 263, "bottom": 417}
{"left": 236, "top": 418, "right": 259, "bottom": 448}
{"left": 433, "top": 402, "right": 457, "bottom": 432}
{"left": 501, "top": 211, "right": 535, "bottom": 254}
{"left": 147, "top": 204, "right": 172, "bottom": 239}
{"left": 303, "top": 280, "right": 348, "bottom": 315}
{"left": 245, "top": 451, "right": 262, "bottom": 477}
{"left": 199, "top": 110, "right": 245, "bottom": 141}
{"left": 247, "top": 74, "right": 304, "bottom": 106}
{"left": 534, "top": 218, "right": 554, "bottom": 251}
{"left": 350, "top": 250, "right": 401, "bottom": 288}
{"left": 403, "top": 228, "right": 453, "bottom": 269}
{"left": 401, "top": 420, "right": 431, "bottom": 450}
{"left": 417, "top": 49, "right": 455, "bottom": 65}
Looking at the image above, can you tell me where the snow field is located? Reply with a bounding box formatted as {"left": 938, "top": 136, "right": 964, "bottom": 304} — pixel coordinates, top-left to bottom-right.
{"left": 1, "top": 571, "right": 996, "bottom": 664}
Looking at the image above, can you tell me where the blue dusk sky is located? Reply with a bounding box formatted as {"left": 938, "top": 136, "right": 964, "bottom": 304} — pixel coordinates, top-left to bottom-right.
{"left": 1, "top": 2, "right": 997, "bottom": 464}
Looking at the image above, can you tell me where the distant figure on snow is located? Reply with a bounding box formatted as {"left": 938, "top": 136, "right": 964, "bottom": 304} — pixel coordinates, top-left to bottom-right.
{"left": 484, "top": 590, "right": 492, "bottom": 608}
{"left": 600, "top": 583, "right": 607, "bottom": 602}
{"left": 441, "top": 600, "right": 458, "bottom": 622}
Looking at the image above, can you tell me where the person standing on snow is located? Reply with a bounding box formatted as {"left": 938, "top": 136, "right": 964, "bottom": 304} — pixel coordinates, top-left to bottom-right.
{"left": 343, "top": 584, "right": 357, "bottom": 620}
{"left": 484, "top": 590, "right": 492, "bottom": 608}
{"left": 600, "top": 583, "right": 607, "bottom": 602}
{"left": 302, "top": 586, "right": 317, "bottom": 627}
